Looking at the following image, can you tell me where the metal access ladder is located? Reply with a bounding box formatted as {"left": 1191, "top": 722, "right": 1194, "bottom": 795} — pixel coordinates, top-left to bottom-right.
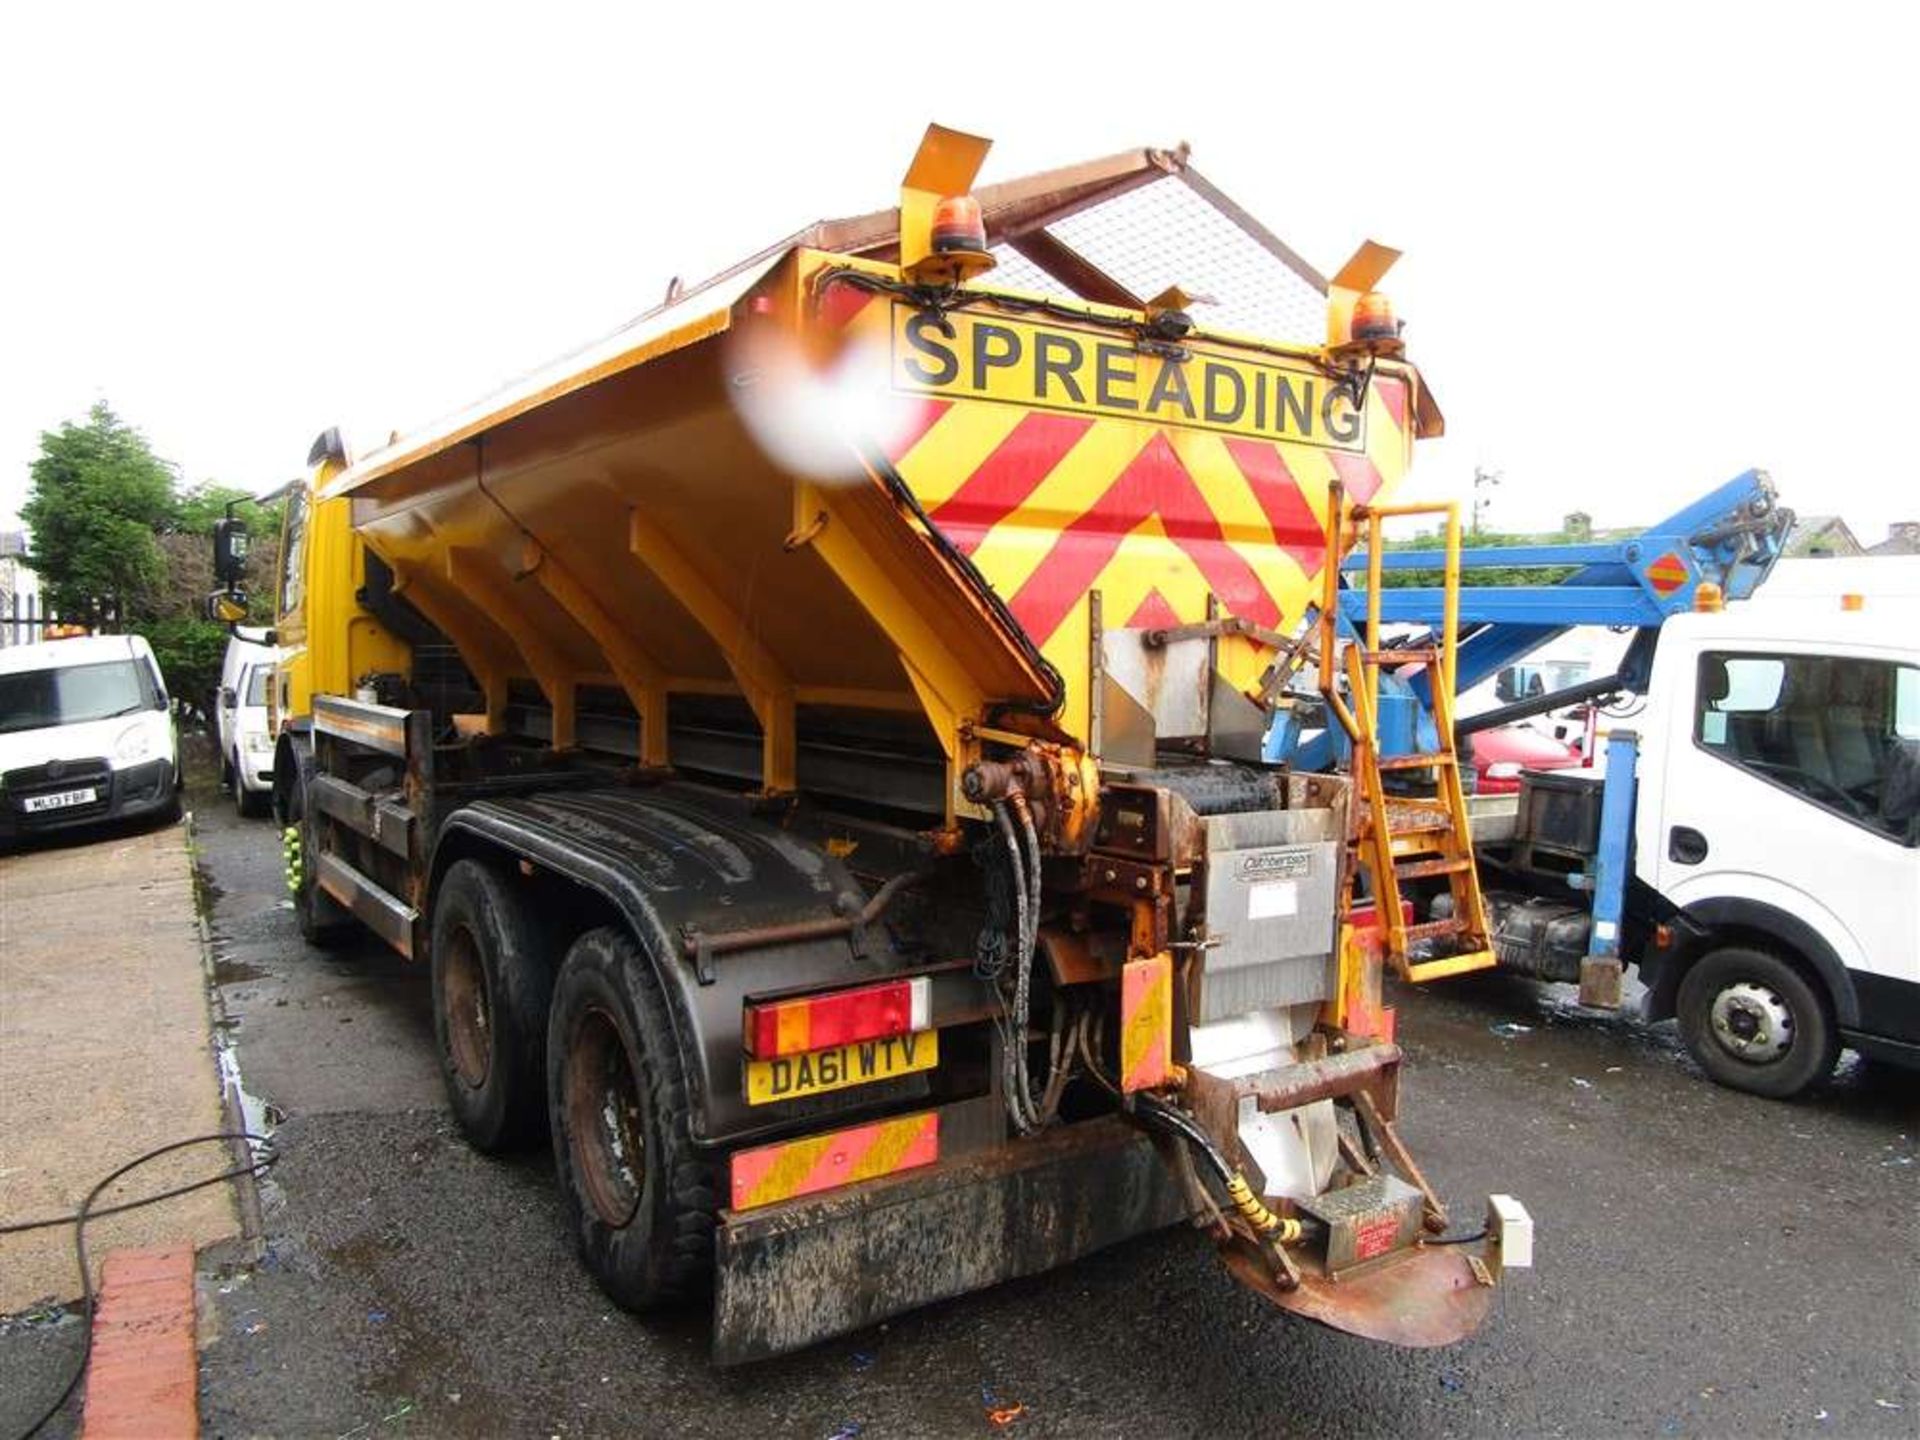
{"left": 1316, "top": 487, "right": 1496, "bottom": 983}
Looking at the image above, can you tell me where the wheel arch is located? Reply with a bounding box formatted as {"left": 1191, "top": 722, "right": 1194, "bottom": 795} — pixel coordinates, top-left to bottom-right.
{"left": 1641, "top": 895, "right": 1859, "bottom": 1028}
{"left": 424, "top": 789, "right": 907, "bottom": 1149}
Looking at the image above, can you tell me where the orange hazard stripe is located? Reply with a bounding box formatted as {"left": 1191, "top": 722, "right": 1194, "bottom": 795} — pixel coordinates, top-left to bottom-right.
{"left": 729, "top": 1111, "right": 940, "bottom": 1211}
{"left": 1120, "top": 953, "right": 1172, "bottom": 1093}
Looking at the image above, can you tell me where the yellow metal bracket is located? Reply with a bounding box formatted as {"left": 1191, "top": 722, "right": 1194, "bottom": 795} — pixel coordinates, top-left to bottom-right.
{"left": 900, "top": 123, "right": 993, "bottom": 283}
{"left": 388, "top": 559, "right": 512, "bottom": 732}
{"left": 1325, "top": 240, "right": 1402, "bottom": 352}
{"left": 794, "top": 478, "right": 992, "bottom": 827}
{"left": 627, "top": 509, "right": 795, "bottom": 793}
{"left": 446, "top": 547, "right": 579, "bottom": 750}
{"left": 520, "top": 540, "right": 672, "bottom": 768}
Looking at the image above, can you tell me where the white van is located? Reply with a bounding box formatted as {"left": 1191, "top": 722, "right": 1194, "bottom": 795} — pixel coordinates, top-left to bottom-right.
{"left": 216, "top": 629, "right": 274, "bottom": 761}
{"left": 226, "top": 658, "right": 276, "bottom": 816}
{"left": 0, "top": 634, "right": 181, "bottom": 843}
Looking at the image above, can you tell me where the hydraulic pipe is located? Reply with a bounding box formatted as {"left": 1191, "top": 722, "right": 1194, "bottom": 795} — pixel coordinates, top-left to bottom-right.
{"left": 1453, "top": 672, "right": 1634, "bottom": 738}
{"left": 680, "top": 866, "right": 932, "bottom": 960}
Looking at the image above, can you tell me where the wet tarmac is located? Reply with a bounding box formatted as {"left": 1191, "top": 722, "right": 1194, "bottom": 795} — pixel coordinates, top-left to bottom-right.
{"left": 24, "top": 738, "right": 1919, "bottom": 1438}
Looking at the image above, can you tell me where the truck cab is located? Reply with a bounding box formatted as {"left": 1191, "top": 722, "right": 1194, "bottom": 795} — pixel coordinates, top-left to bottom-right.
{"left": 262, "top": 433, "right": 413, "bottom": 827}
{"left": 1634, "top": 602, "right": 1920, "bottom": 1093}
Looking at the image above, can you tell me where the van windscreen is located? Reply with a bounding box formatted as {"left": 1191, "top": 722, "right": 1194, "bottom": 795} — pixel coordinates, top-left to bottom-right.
{"left": 0, "top": 660, "right": 154, "bottom": 734}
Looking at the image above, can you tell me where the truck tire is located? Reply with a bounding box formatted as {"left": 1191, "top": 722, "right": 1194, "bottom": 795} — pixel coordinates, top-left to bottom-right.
{"left": 1677, "top": 946, "right": 1838, "bottom": 1099}
{"left": 287, "top": 746, "right": 352, "bottom": 948}
{"left": 430, "top": 859, "right": 555, "bottom": 1152}
{"left": 547, "top": 925, "right": 714, "bottom": 1310}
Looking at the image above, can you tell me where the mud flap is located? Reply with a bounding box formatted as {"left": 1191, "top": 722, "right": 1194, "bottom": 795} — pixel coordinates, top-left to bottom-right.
{"left": 1222, "top": 1242, "right": 1497, "bottom": 1348}
{"left": 712, "top": 1117, "right": 1185, "bottom": 1365}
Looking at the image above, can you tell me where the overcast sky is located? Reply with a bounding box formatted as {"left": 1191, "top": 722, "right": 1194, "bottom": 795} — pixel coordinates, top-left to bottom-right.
{"left": 2, "top": 2, "right": 1914, "bottom": 544}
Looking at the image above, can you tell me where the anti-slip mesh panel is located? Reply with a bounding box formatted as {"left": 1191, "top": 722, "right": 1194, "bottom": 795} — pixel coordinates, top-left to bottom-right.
{"left": 983, "top": 245, "right": 1061, "bottom": 297}
{"left": 1042, "top": 175, "right": 1326, "bottom": 345}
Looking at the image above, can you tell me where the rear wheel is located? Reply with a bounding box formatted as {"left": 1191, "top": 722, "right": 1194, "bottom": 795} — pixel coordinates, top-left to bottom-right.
{"left": 1678, "top": 946, "right": 1838, "bottom": 1099}
{"left": 430, "top": 858, "right": 556, "bottom": 1151}
{"left": 547, "top": 926, "right": 713, "bottom": 1310}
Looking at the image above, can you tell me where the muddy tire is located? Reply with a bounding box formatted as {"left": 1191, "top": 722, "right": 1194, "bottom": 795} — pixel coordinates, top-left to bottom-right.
{"left": 547, "top": 926, "right": 713, "bottom": 1310}
{"left": 430, "top": 859, "right": 556, "bottom": 1152}
{"left": 1678, "top": 946, "right": 1837, "bottom": 1099}
{"left": 287, "top": 745, "right": 352, "bottom": 948}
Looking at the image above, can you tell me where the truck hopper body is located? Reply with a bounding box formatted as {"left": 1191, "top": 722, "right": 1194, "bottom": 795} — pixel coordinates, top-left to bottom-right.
{"left": 253, "top": 127, "right": 1524, "bottom": 1361}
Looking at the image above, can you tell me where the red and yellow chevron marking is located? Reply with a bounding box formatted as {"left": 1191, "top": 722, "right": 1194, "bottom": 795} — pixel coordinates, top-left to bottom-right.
{"left": 1645, "top": 551, "right": 1690, "bottom": 596}
{"left": 729, "top": 1110, "right": 940, "bottom": 1212}
{"left": 1120, "top": 953, "right": 1173, "bottom": 1093}
{"left": 806, "top": 270, "right": 1422, "bottom": 743}
{"left": 833, "top": 308, "right": 1414, "bottom": 743}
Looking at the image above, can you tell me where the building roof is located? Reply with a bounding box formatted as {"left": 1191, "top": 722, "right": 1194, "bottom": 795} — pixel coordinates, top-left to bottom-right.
{"left": 1784, "top": 514, "right": 1864, "bottom": 557}
{"left": 1867, "top": 522, "right": 1920, "bottom": 556}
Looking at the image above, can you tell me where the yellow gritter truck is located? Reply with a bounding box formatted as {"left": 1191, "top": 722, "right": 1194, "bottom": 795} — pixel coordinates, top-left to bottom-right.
{"left": 213, "top": 125, "right": 1531, "bottom": 1362}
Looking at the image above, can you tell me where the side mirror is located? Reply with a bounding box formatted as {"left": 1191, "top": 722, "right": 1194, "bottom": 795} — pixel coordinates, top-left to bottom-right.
{"left": 1495, "top": 667, "right": 1519, "bottom": 703}
{"left": 221, "top": 687, "right": 238, "bottom": 709}
{"left": 205, "top": 590, "right": 249, "bottom": 624}
{"left": 213, "top": 516, "right": 251, "bottom": 587}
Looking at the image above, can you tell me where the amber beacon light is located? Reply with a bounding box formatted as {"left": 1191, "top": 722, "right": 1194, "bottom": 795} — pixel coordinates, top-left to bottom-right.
{"left": 931, "top": 194, "right": 987, "bottom": 254}
{"left": 1351, "top": 290, "right": 1399, "bottom": 344}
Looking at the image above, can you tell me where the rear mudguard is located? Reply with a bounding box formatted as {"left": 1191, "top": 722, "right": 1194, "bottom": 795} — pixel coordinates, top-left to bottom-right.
{"left": 713, "top": 1105, "right": 1502, "bottom": 1360}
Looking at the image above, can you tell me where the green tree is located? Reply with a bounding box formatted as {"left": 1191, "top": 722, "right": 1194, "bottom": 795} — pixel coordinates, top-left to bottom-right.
{"left": 20, "top": 403, "right": 285, "bottom": 715}
{"left": 21, "top": 401, "right": 176, "bottom": 626}
{"left": 1369, "top": 527, "right": 1579, "bottom": 590}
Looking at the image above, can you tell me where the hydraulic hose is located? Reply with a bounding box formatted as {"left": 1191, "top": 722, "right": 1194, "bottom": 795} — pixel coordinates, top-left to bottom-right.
{"left": 1134, "top": 1093, "right": 1302, "bottom": 1243}
{"left": 992, "top": 801, "right": 1040, "bottom": 1134}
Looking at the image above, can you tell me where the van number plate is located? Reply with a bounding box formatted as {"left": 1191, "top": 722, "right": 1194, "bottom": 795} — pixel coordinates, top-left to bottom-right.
{"left": 24, "top": 787, "right": 96, "bottom": 812}
{"left": 745, "top": 1031, "right": 938, "bottom": 1105}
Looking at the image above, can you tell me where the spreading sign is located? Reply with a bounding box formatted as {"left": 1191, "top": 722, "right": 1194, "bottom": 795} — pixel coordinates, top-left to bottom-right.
{"left": 890, "top": 305, "right": 1368, "bottom": 452}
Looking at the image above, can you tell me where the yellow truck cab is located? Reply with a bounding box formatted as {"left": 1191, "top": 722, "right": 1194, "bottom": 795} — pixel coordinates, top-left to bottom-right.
{"left": 238, "top": 126, "right": 1529, "bottom": 1363}
{"left": 265, "top": 436, "right": 411, "bottom": 818}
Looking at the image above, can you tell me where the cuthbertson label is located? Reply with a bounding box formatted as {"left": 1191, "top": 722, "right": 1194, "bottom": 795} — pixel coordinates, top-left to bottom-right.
{"left": 1236, "top": 847, "right": 1314, "bottom": 882}
{"left": 890, "top": 304, "right": 1366, "bottom": 452}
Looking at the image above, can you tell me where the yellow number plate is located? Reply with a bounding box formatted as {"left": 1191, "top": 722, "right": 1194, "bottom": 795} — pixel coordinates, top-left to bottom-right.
{"left": 745, "top": 1031, "right": 938, "bottom": 1105}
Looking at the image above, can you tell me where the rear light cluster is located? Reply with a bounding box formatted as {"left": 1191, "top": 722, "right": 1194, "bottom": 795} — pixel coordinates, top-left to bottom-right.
{"left": 743, "top": 976, "right": 931, "bottom": 1059}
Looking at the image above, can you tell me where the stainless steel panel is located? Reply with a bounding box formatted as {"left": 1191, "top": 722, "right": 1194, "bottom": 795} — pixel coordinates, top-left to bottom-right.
{"left": 1194, "top": 808, "right": 1340, "bottom": 1023}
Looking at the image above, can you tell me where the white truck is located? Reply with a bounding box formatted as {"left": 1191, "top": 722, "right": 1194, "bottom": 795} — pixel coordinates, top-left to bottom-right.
{"left": 1476, "top": 596, "right": 1920, "bottom": 1096}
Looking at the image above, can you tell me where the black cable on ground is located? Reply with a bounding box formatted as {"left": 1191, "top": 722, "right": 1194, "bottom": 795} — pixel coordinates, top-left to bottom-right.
{"left": 4, "top": 1132, "right": 275, "bottom": 1440}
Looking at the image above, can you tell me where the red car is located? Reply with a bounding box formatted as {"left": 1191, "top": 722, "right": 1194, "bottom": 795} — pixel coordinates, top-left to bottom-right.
{"left": 1468, "top": 723, "right": 1587, "bottom": 794}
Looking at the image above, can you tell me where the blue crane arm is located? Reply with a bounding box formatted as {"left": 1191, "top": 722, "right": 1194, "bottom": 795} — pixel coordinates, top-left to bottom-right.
{"left": 1337, "top": 469, "right": 1789, "bottom": 697}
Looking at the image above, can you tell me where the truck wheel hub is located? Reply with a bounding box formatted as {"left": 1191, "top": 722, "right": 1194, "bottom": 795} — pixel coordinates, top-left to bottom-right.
{"left": 442, "top": 927, "right": 492, "bottom": 1088}
{"left": 565, "top": 1007, "right": 645, "bottom": 1228}
{"left": 1710, "top": 981, "right": 1792, "bottom": 1063}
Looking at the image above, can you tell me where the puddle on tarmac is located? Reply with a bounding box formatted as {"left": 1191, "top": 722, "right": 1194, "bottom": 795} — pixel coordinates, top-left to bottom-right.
{"left": 214, "top": 958, "right": 268, "bottom": 985}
